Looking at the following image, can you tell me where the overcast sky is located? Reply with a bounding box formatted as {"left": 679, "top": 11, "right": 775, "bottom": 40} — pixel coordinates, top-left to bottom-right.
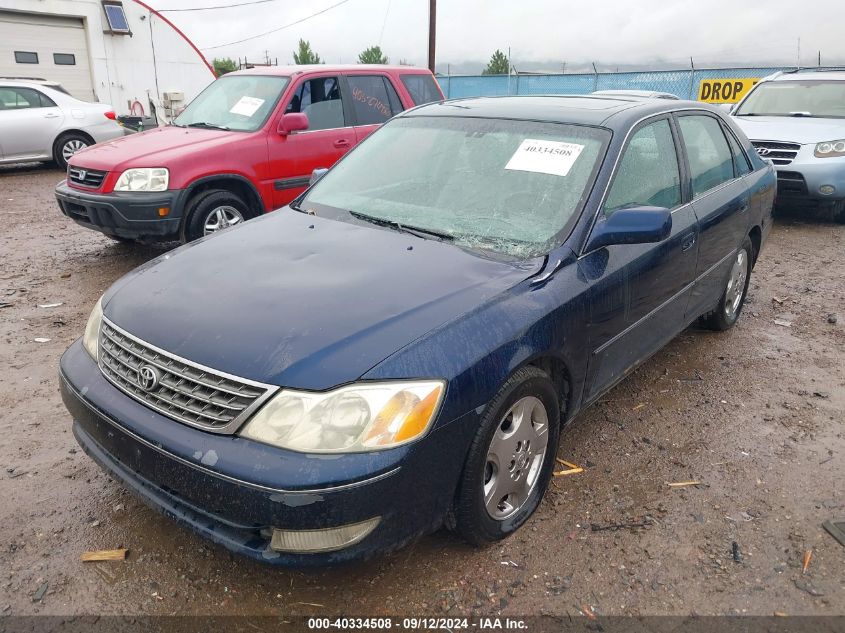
{"left": 156, "top": 0, "right": 844, "bottom": 73}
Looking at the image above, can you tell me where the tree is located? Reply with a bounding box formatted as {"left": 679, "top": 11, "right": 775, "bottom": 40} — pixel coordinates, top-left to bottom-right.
{"left": 358, "top": 45, "right": 388, "bottom": 64}
{"left": 212, "top": 57, "right": 238, "bottom": 76}
{"left": 293, "top": 39, "right": 322, "bottom": 65}
{"left": 482, "top": 49, "right": 509, "bottom": 75}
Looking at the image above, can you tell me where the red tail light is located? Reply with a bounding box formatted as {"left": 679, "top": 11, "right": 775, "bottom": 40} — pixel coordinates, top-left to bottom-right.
{"left": 104, "top": 111, "right": 116, "bottom": 120}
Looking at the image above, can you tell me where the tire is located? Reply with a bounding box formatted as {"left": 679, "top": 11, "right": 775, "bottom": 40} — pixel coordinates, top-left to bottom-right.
{"left": 699, "top": 236, "right": 754, "bottom": 331}
{"left": 453, "top": 366, "right": 561, "bottom": 546}
{"left": 183, "top": 189, "right": 250, "bottom": 242}
{"left": 832, "top": 200, "right": 845, "bottom": 225}
{"left": 53, "top": 133, "right": 91, "bottom": 171}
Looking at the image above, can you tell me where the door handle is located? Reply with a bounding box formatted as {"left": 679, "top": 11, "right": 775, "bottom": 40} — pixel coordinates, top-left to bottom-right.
{"left": 333, "top": 139, "right": 351, "bottom": 148}
{"left": 44, "top": 113, "right": 60, "bottom": 118}
{"left": 681, "top": 232, "right": 696, "bottom": 252}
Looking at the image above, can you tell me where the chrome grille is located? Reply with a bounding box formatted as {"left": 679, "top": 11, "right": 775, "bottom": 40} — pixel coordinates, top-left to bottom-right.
{"left": 98, "top": 319, "right": 275, "bottom": 433}
{"left": 751, "top": 140, "right": 801, "bottom": 166}
{"left": 68, "top": 167, "right": 106, "bottom": 188}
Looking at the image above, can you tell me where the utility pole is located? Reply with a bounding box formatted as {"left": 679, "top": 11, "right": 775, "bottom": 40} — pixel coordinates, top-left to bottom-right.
{"left": 428, "top": 0, "right": 436, "bottom": 73}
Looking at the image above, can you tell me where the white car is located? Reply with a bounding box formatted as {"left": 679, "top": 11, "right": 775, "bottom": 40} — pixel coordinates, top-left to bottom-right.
{"left": 0, "top": 80, "right": 125, "bottom": 169}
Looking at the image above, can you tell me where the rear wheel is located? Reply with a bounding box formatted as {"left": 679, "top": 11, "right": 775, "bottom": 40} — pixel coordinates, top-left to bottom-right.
{"left": 699, "top": 236, "right": 753, "bottom": 331}
{"left": 452, "top": 366, "right": 560, "bottom": 545}
{"left": 53, "top": 133, "right": 91, "bottom": 170}
{"left": 183, "top": 189, "right": 250, "bottom": 242}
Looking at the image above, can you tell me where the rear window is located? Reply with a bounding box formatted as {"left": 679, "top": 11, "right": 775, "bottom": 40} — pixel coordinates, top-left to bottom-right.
{"left": 400, "top": 74, "right": 442, "bottom": 106}
{"left": 347, "top": 75, "right": 403, "bottom": 125}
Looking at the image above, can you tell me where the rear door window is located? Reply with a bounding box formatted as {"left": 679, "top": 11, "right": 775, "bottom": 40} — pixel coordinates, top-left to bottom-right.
{"left": 723, "top": 125, "right": 751, "bottom": 176}
{"left": 0, "top": 87, "right": 52, "bottom": 109}
{"left": 678, "top": 115, "right": 735, "bottom": 196}
{"left": 604, "top": 118, "right": 682, "bottom": 215}
{"left": 285, "top": 76, "right": 346, "bottom": 131}
{"left": 346, "top": 75, "right": 403, "bottom": 125}
{"left": 400, "top": 74, "right": 442, "bottom": 105}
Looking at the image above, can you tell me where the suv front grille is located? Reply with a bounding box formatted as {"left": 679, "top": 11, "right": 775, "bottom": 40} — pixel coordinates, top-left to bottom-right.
{"left": 98, "top": 319, "right": 276, "bottom": 433}
{"left": 68, "top": 167, "right": 106, "bottom": 188}
{"left": 751, "top": 140, "right": 801, "bottom": 166}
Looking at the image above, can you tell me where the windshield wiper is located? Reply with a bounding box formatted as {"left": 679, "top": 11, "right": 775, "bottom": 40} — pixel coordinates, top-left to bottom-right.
{"left": 348, "top": 211, "right": 453, "bottom": 241}
{"left": 185, "top": 121, "right": 230, "bottom": 131}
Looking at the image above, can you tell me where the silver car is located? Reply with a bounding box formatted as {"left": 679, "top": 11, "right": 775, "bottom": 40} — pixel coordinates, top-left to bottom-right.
{"left": 731, "top": 70, "right": 845, "bottom": 223}
{"left": 0, "top": 80, "right": 124, "bottom": 169}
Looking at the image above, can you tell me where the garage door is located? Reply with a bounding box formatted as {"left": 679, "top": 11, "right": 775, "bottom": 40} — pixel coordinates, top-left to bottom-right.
{"left": 0, "top": 11, "right": 95, "bottom": 101}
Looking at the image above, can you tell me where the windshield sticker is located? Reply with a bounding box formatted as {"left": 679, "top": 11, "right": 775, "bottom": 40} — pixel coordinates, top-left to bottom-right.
{"left": 504, "top": 139, "right": 585, "bottom": 177}
{"left": 229, "top": 96, "right": 265, "bottom": 117}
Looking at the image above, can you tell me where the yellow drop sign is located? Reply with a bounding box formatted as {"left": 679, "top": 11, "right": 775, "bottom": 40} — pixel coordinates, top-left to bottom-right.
{"left": 698, "top": 78, "right": 759, "bottom": 103}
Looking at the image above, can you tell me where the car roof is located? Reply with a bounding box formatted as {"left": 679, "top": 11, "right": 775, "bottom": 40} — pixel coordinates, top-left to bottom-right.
{"left": 592, "top": 89, "right": 679, "bottom": 99}
{"left": 770, "top": 70, "right": 845, "bottom": 82}
{"left": 401, "top": 95, "right": 715, "bottom": 128}
{"left": 228, "top": 64, "right": 432, "bottom": 78}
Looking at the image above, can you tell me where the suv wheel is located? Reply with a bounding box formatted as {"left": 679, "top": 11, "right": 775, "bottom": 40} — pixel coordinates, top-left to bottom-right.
{"left": 452, "top": 366, "right": 561, "bottom": 545}
{"left": 54, "top": 133, "right": 91, "bottom": 170}
{"left": 184, "top": 189, "right": 251, "bottom": 242}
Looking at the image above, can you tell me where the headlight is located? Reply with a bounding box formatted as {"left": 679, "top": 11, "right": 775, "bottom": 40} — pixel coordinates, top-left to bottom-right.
{"left": 113, "top": 168, "right": 169, "bottom": 192}
{"left": 814, "top": 140, "right": 845, "bottom": 158}
{"left": 240, "top": 380, "right": 445, "bottom": 453}
{"left": 82, "top": 297, "right": 103, "bottom": 361}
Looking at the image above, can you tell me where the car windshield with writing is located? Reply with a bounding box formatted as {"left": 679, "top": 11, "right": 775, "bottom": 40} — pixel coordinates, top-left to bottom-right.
{"left": 301, "top": 116, "right": 610, "bottom": 258}
{"left": 174, "top": 75, "right": 289, "bottom": 132}
{"left": 735, "top": 80, "right": 845, "bottom": 118}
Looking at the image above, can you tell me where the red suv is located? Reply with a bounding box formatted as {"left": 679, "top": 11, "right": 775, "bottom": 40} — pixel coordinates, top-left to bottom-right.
{"left": 55, "top": 65, "right": 443, "bottom": 242}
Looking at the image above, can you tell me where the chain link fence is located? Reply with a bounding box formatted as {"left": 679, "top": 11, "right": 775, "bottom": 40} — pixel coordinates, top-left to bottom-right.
{"left": 437, "top": 67, "right": 800, "bottom": 101}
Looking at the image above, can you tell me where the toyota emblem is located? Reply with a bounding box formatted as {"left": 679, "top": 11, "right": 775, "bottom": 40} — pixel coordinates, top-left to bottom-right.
{"left": 137, "top": 364, "right": 160, "bottom": 391}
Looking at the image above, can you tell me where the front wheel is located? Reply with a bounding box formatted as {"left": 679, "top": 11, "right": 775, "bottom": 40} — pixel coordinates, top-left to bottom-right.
{"left": 699, "top": 236, "right": 753, "bottom": 331}
{"left": 832, "top": 200, "right": 845, "bottom": 225}
{"left": 452, "top": 366, "right": 560, "bottom": 545}
{"left": 183, "top": 189, "right": 250, "bottom": 242}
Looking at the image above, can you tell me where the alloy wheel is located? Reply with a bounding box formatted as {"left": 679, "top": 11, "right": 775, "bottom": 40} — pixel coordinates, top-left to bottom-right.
{"left": 203, "top": 206, "right": 243, "bottom": 235}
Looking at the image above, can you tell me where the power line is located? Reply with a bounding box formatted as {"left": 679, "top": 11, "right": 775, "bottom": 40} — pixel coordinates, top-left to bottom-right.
{"left": 160, "top": 0, "right": 281, "bottom": 12}
{"left": 200, "top": 0, "right": 354, "bottom": 50}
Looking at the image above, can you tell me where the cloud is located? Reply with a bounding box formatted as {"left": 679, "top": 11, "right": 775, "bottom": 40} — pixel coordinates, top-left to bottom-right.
{"left": 158, "top": 0, "right": 844, "bottom": 72}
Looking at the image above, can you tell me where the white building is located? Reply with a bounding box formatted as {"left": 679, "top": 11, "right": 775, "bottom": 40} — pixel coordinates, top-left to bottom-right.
{"left": 0, "top": 0, "right": 216, "bottom": 122}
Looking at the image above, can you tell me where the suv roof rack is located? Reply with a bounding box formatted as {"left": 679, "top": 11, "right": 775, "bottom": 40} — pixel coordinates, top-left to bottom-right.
{"left": 784, "top": 67, "right": 845, "bottom": 74}
{"left": 0, "top": 76, "right": 49, "bottom": 81}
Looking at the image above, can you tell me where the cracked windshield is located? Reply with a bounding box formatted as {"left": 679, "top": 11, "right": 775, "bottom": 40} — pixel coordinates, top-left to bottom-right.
{"left": 302, "top": 116, "right": 609, "bottom": 257}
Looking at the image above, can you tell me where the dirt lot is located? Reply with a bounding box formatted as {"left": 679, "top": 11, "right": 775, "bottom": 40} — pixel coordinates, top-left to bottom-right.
{"left": 0, "top": 164, "right": 843, "bottom": 618}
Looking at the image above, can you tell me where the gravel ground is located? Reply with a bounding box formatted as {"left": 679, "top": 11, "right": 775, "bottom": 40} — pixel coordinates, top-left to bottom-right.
{"left": 0, "top": 164, "right": 843, "bottom": 617}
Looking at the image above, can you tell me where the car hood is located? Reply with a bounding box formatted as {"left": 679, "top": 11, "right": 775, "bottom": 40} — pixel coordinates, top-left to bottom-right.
{"left": 69, "top": 125, "right": 241, "bottom": 171}
{"left": 732, "top": 116, "right": 845, "bottom": 144}
{"left": 103, "top": 211, "right": 542, "bottom": 390}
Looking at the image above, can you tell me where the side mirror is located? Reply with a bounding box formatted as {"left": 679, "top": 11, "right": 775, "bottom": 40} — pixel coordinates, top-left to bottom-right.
{"left": 586, "top": 206, "right": 672, "bottom": 251}
{"left": 278, "top": 112, "right": 309, "bottom": 135}
{"left": 309, "top": 168, "right": 328, "bottom": 186}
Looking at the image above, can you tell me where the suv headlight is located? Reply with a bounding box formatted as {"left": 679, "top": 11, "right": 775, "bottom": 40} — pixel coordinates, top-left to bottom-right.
{"left": 240, "top": 380, "right": 445, "bottom": 453}
{"left": 114, "top": 168, "right": 169, "bottom": 192}
{"left": 814, "top": 140, "right": 845, "bottom": 158}
{"left": 82, "top": 297, "right": 103, "bottom": 361}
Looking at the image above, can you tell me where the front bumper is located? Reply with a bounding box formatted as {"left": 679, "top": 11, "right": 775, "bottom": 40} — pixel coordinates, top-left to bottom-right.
{"left": 55, "top": 180, "right": 185, "bottom": 241}
{"left": 60, "top": 340, "right": 476, "bottom": 565}
{"left": 772, "top": 149, "right": 845, "bottom": 205}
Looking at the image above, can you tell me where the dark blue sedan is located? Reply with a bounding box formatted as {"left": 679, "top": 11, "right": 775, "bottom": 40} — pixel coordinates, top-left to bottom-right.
{"left": 60, "top": 96, "right": 775, "bottom": 565}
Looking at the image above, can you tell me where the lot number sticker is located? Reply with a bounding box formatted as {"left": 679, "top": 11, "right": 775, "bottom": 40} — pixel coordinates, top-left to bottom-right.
{"left": 505, "top": 139, "right": 585, "bottom": 177}
{"left": 229, "top": 96, "right": 265, "bottom": 117}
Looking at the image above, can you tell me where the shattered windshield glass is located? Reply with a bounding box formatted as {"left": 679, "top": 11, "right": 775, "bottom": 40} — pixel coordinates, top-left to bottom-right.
{"left": 302, "top": 116, "right": 610, "bottom": 257}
